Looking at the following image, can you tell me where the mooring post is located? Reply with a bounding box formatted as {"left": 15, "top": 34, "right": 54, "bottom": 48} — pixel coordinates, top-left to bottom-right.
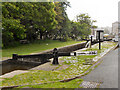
{"left": 52, "top": 48, "right": 59, "bottom": 65}
{"left": 12, "top": 54, "right": 18, "bottom": 60}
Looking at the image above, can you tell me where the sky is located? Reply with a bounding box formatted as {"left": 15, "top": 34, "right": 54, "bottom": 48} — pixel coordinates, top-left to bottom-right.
{"left": 66, "top": 0, "right": 120, "bottom": 28}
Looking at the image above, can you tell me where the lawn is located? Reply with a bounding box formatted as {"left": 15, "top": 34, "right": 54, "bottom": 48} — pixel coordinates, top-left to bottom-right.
{"left": 2, "top": 40, "right": 85, "bottom": 58}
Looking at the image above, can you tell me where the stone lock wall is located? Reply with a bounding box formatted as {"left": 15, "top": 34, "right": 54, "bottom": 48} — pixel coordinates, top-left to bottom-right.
{"left": 38, "top": 42, "right": 87, "bottom": 54}
{"left": 1, "top": 42, "right": 87, "bottom": 75}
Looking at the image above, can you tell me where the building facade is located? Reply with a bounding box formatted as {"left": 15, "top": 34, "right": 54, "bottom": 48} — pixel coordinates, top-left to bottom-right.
{"left": 91, "top": 29, "right": 104, "bottom": 41}
{"left": 112, "top": 21, "right": 120, "bottom": 36}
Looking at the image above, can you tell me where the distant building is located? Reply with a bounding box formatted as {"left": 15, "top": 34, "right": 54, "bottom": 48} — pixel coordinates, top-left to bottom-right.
{"left": 91, "top": 29, "right": 104, "bottom": 41}
{"left": 101, "top": 27, "right": 112, "bottom": 34}
{"left": 112, "top": 21, "right": 120, "bottom": 36}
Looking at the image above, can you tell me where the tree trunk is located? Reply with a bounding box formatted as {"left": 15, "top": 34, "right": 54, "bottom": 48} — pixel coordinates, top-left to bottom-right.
{"left": 40, "top": 32, "right": 43, "bottom": 40}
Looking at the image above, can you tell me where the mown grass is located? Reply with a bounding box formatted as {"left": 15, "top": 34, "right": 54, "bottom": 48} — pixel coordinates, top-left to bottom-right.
{"left": 1, "top": 55, "right": 94, "bottom": 87}
{"left": 1, "top": 41, "right": 117, "bottom": 88}
{"left": 2, "top": 40, "right": 85, "bottom": 57}
{"left": 1, "top": 53, "right": 99, "bottom": 87}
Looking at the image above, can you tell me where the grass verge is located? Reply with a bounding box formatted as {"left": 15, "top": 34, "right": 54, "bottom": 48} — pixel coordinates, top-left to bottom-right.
{"left": 2, "top": 40, "right": 85, "bottom": 57}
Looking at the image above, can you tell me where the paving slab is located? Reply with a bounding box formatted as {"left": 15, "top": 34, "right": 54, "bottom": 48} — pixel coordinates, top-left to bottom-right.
{"left": 80, "top": 81, "right": 101, "bottom": 88}
{"left": 30, "top": 59, "right": 58, "bottom": 71}
{"left": 0, "top": 70, "right": 29, "bottom": 78}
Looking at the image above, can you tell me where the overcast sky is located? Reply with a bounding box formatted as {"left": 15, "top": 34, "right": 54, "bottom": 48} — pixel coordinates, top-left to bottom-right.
{"left": 66, "top": 0, "right": 120, "bottom": 27}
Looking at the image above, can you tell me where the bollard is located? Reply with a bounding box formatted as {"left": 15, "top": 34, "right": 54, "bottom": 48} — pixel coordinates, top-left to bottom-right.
{"left": 91, "top": 36, "right": 92, "bottom": 45}
{"left": 52, "top": 48, "right": 59, "bottom": 65}
{"left": 12, "top": 54, "right": 18, "bottom": 60}
{"left": 89, "top": 36, "right": 92, "bottom": 48}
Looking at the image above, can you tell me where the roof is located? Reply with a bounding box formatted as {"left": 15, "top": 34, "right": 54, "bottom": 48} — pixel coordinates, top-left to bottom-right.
{"left": 94, "top": 29, "right": 104, "bottom": 32}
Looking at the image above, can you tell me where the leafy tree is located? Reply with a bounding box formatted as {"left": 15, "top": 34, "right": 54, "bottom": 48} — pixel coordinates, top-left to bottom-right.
{"left": 75, "top": 13, "right": 97, "bottom": 39}
{"left": 19, "top": 2, "right": 57, "bottom": 40}
{"left": 2, "top": 2, "right": 97, "bottom": 48}
{"left": 69, "top": 21, "right": 82, "bottom": 40}
{"left": 54, "top": 2, "right": 71, "bottom": 41}
{"left": 2, "top": 2, "right": 57, "bottom": 47}
{"left": 2, "top": 18, "right": 26, "bottom": 47}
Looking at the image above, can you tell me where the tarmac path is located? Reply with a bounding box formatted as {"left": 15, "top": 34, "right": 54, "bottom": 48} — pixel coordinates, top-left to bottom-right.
{"left": 81, "top": 47, "right": 118, "bottom": 88}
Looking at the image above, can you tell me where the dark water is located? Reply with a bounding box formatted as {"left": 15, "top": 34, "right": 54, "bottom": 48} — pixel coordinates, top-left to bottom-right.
{"left": 0, "top": 60, "right": 44, "bottom": 75}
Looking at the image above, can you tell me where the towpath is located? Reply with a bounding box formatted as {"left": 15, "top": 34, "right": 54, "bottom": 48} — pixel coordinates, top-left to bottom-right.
{"left": 81, "top": 47, "right": 118, "bottom": 88}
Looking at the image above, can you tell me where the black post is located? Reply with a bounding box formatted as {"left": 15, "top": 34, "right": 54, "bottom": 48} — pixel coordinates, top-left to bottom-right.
{"left": 98, "top": 31, "right": 101, "bottom": 50}
{"left": 52, "top": 48, "right": 59, "bottom": 65}
{"left": 91, "top": 36, "right": 92, "bottom": 45}
{"left": 12, "top": 54, "right": 18, "bottom": 60}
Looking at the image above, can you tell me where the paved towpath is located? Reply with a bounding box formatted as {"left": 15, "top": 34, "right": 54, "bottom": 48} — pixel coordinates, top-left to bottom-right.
{"left": 81, "top": 47, "right": 118, "bottom": 88}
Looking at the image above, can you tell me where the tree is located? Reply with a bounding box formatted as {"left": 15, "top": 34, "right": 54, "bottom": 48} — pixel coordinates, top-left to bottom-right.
{"left": 75, "top": 13, "right": 97, "bottom": 39}
{"left": 2, "top": 2, "right": 57, "bottom": 47}
{"left": 2, "top": 18, "right": 26, "bottom": 47}
{"left": 16, "top": 2, "right": 57, "bottom": 40}
{"left": 54, "top": 2, "right": 71, "bottom": 41}
{"left": 2, "top": 2, "right": 26, "bottom": 47}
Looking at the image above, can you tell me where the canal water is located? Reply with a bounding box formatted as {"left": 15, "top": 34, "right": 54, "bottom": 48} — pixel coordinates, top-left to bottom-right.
{"left": 0, "top": 59, "right": 44, "bottom": 75}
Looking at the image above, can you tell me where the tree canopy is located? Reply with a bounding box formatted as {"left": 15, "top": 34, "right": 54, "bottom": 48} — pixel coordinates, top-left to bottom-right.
{"left": 2, "top": 2, "right": 97, "bottom": 48}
